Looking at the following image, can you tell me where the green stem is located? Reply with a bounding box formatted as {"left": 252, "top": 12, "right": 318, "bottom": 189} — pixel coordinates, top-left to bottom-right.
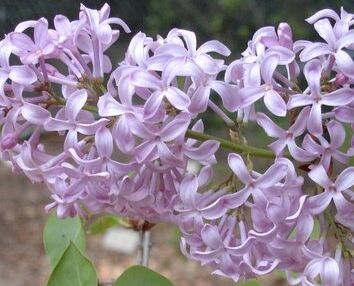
{"left": 186, "top": 129, "right": 286, "bottom": 159}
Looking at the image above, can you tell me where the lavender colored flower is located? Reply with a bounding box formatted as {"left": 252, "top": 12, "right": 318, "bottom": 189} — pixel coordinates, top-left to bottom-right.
{"left": 257, "top": 107, "right": 315, "bottom": 161}
{"left": 287, "top": 59, "right": 354, "bottom": 134}
{"left": 303, "top": 120, "right": 348, "bottom": 170}
{"left": 0, "top": 5, "right": 353, "bottom": 285}
{"left": 9, "top": 18, "right": 55, "bottom": 65}
{"left": 307, "top": 164, "right": 354, "bottom": 227}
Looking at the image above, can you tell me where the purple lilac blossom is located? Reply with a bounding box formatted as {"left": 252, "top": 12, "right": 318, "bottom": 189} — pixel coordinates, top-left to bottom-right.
{"left": 0, "top": 4, "right": 353, "bottom": 285}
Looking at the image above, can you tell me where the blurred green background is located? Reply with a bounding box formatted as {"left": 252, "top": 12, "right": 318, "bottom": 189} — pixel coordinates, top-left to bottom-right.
{"left": 0, "top": 0, "right": 351, "bottom": 56}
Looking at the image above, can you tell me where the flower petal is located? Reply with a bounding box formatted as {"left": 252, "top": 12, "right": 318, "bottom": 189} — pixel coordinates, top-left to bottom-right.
{"left": 165, "top": 87, "right": 190, "bottom": 110}
{"left": 264, "top": 89, "right": 287, "bottom": 116}
{"left": 185, "top": 140, "right": 219, "bottom": 164}
{"left": 308, "top": 164, "right": 332, "bottom": 188}
{"left": 9, "top": 32, "right": 35, "bottom": 53}
{"left": 198, "top": 40, "right": 231, "bottom": 56}
{"left": 306, "top": 9, "right": 339, "bottom": 23}
{"left": 22, "top": 102, "right": 51, "bottom": 125}
{"left": 210, "top": 81, "right": 243, "bottom": 112}
{"left": 302, "top": 134, "right": 323, "bottom": 154}
{"left": 288, "top": 140, "right": 316, "bottom": 162}
{"left": 335, "top": 167, "right": 354, "bottom": 191}
{"left": 113, "top": 115, "right": 135, "bottom": 153}
{"left": 64, "top": 129, "right": 78, "bottom": 150}
{"left": 261, "top": 53, "right": 279, "bottom": 83}
{"left": 189, "top": 86, "right": 210, "bottom": 114}
{"left": 34, "top": 18, "right": 49, "bottom": 48}
{"left": 143, "top": 91, "right": 164, "bottom": 120}
{"left": 54, "top": 15, "right": 72, "bottom": 37}
{"left": 321, "top": 258, "right": 340, "bottom": 286}
{"left": 267, "top": 46, "right": 294, "bottom": 64}
{"left": 327, "top": 120, "right": 345, "bottom": 148}
{"left": 287, "top": 94, "right": 314, "bottom": 109}
{"left": 304, "top": 59, "right": 322, "bottom": 95}
{"left": 307, "top": 103, "right": 323, "bottom": 135}
{"left": 307, "top": 192, "right": 333, "bottom": 215}
{"left": 223, "top": 188, "right": 251, "bottom": 209}
{"left": 159, "top": 113, "right": 190, "bottom": 141}
{"left": 66, "top": 89, "right": 88, "bottom": 121}
{"left": 321, "top": 87, "right": 354, "bottom": 106}
{"left": 131, "top": 70, "right": 161, "bottom": 90}
{"left": 179, "top": 175, "right": 198, "bottom": 208}
{"left": 256, "top": 112, "right": 284, "bottom": 137}
{"left": 98, "top": 92, "right": 130, "bottom": 117}
{"left": 256, "top": 163, "right": 288, "bottom": 187}
{"left": 9, "top": 66, "right": 37, "bottom": 85}
{"left": 299, "top": 42, "right": 331, "bottom": 62}
{"left": 96, "top": 23, "right": 112, "bottom": 45}
{"left": 228, "top": 153, "right": 252, "bottom": 184}
{"left": 95, "top": 126, "right": 113, "bottom": 158}
{"left": 314, "top": 19, "right": 336, "bottom": 47}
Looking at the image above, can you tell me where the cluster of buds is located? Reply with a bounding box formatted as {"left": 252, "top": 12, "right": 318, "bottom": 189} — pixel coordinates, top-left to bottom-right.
{"left": 0, "top": 4, "right": 353, "bottom": 285}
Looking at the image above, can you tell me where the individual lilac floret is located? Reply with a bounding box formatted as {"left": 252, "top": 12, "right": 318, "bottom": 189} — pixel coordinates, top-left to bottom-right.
{"left": 287, "top": 59, "right": 354, "bottom": 134}
{"left": 9, "top": 18, "right": 55, "bottom": 64}
{"left": 45, "top": 89, "right": 108, "bottom": 150}
{"left": 0, "top": 38, "right": 37, "bottom": 97}
{"left": 225, "top": 23, "right": 297, "bottom": 121}
{"left": 303, "top": 120, "right": 348, "bottom": 170}
{"left": 288, "top": 257, "right": 340, "bottom": 286}
{"left": 257, "top": 107, "right": 315, "bottom": 161}
{"left": 224, "top": 153, "right": 288, "bottom": 208}
{"left": 78, "top": 3, "right": 130, "bottom": 77}
{"left": 307, "top": 164, "right": 354, "bottom": 229}
{"left": 299, "top": 7, "right": 354, "bottom": 79}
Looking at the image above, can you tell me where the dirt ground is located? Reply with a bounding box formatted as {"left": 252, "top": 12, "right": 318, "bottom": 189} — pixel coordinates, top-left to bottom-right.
{"left": 0, "top": 161, "right": 287, "bottom": 286}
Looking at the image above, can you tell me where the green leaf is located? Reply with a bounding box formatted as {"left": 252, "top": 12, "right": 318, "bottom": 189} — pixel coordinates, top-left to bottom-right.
{"left": 89, "top": 214, "right": 127, "bottom": 234}
{"left": 47, "top": 242, "right": 97, "bottom": 286}
{"left": 237, "top": 279, "right": 261, "bottom": 286}
{"left": 43, "top": 214, "right": 86, "bottom": 267}
{"left": 115, "top": 265, "right": 174, "bottom": 286}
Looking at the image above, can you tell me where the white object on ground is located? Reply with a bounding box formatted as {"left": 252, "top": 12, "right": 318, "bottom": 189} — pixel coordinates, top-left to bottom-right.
{"left": 102, "top": 227, "right": 140, "bottom": 254}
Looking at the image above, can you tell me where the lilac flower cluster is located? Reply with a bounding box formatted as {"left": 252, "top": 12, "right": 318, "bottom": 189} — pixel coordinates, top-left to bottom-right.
{"left": 0, "top": 4, "right": 353, "bottom": 285}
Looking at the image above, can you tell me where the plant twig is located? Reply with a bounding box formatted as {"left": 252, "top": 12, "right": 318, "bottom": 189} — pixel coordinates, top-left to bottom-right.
{"left": 186, "top": 129, "right": 288, "bottom": 159}
{"left": 137, "top": 230, "right": 152, "bottom": 267}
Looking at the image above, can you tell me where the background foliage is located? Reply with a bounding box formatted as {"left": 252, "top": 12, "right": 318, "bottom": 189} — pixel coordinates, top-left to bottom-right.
{"left": 1, "top": 0, "right": 351, "bottom": 55}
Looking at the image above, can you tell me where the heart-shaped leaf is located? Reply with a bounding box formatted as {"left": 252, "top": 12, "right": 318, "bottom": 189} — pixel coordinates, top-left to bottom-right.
{"left": 47, "top": 242, "right": 97, "bottom": 286}
{"left": 43, "top": 214, "right": 85, "bottom": 267}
